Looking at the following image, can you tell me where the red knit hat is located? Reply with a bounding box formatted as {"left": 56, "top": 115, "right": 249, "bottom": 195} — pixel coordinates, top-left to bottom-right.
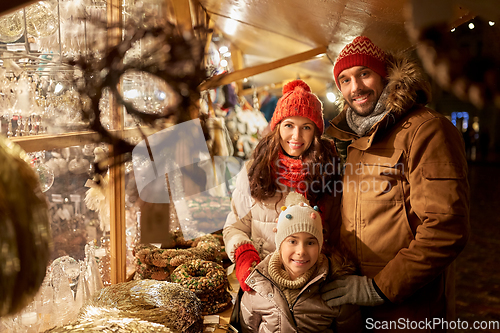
{"left": 270, "top": 79, "right": 324, "bottom": 133}
{"left": 333, "top": 36, "right": 387, "bottom": 90}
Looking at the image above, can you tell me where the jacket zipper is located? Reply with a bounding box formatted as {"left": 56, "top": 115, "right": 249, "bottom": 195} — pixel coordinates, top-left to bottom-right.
{"left": 254, "top": 269, "right": 299, "bottom": 328}
{"left": 254, "top": 269, "right": 327, "bottom": 329}
{"left": 289, "top": 273, "right": 328, "bottom": 328}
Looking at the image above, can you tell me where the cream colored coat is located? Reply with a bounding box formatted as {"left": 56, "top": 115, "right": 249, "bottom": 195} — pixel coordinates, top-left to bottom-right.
{"left": 223, "top": 162, "right": 342, "bottom": 262}
{"left": 223, "top": 164, "right": 290, "bottom": 262}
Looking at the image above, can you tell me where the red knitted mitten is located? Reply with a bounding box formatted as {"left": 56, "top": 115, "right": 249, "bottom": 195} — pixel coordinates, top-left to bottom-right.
{"left": 234, "top": 243, "right": 261, "bottom": 291}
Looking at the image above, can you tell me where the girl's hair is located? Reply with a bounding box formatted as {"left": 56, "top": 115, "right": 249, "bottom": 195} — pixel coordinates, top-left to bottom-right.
{"left": 248, "top": 123, "right": 339, "bottom": 205}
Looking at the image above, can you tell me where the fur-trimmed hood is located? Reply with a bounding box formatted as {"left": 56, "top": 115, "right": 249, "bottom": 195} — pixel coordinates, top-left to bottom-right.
{"left": 337, "top": 52, "right": 432, "bottom": 118}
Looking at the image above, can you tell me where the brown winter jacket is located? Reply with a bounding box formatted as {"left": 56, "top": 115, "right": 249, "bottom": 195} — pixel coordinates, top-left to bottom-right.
{"left": 326, "top": 53, "right": 470, "bottom": 330}
{"left": 237, "top": 254, "right": 362, "bottom": 333}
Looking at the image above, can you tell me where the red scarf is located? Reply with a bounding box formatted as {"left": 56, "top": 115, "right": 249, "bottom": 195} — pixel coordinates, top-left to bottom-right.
{"left": 275, "top": 151, "right": 309, "bottom": 195}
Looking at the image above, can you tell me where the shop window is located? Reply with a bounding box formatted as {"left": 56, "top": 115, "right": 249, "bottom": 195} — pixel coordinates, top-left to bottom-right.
{"left": 451, "top": 111, "right": 469, "bottom": 131}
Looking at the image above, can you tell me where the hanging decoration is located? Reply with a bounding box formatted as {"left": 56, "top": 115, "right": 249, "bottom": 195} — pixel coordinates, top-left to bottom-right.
{"left": 0, "top": 136, "right": 51, "bottom": 317}
{"left": 65, "top": 19, "right": 210, "bottom": 174}
{"left": 0, "top": 10, "right": 24, "bottom": 43}
{"left": 25, "top": 1, "right": 59, "bottom": 38}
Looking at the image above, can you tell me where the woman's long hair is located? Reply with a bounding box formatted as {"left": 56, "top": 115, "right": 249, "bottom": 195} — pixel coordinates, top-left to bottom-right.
{"left": 248, "top": 123, "right": 339, "bottom": 205}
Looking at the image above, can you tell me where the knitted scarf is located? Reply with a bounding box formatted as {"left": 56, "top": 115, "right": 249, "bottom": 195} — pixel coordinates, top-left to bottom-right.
{"left": 275, "top": 151, "right": 308, "bottom": 195}
{"left": 268, "top": 251, "right": 322, "bottom": 305}
{"left": 346, "top": 86, "right": 389, "bottom": 137}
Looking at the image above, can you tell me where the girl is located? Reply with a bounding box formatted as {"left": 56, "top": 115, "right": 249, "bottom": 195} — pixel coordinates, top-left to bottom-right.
{"left": 223, "top": 79, "right": 342, "bottom": 291}
{"left": 233, "top": 192, "right": 361, "bottom": 332}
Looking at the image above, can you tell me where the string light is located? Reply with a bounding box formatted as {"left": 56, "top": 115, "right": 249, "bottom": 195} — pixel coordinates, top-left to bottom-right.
{"left": 327, "top": 91, "right": 336, "bottom": 103}
{"left": 326, "top": 82, "right": 337, "bottom": 103}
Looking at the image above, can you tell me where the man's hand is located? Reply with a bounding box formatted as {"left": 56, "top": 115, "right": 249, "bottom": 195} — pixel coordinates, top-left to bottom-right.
{"left": 321, "top": 275, "right": 384, "bottom": 307}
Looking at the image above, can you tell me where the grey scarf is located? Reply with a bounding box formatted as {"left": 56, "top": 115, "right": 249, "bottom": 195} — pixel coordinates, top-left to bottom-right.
{"left": 346, "top": 87, "right": 389, "bottom": 137}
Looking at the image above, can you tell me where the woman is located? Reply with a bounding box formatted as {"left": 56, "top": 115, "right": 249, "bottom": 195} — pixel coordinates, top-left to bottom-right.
{"left": 223, "top": 79, "right": 342, "bottom": 291}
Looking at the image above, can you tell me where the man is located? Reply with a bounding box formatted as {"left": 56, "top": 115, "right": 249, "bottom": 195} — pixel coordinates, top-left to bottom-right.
{"left": 322, "top": 36, "right": 470, "bottom": 332}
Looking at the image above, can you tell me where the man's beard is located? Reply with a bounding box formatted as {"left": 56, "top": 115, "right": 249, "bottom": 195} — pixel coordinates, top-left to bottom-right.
{"left": 346, "top": 90, "right": 378, "bottom": 117}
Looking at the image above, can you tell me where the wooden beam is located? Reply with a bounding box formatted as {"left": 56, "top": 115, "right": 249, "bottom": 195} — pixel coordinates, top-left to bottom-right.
{"left": 204, "top": 18, "right": 215, "bottom": 61}
{"left": 163, "top": 0, "right": 177, "bottom": 24}
{"left": 0, "top": 0, "right": 37, "bottom": 16}
{"left": 450, "top": 12, "right": 475, "bottom": 29}
{"left": 106, "top": 0, "right": 121, "bottom": 47}
{"left": 240, "top": 75, "right": 311, "bottom": 96}
{"left": 106, "top": 0, "right": 126, "bottom": 286}
{"left": 10, "top": 127, "right": 160, "bottom": 153}
{"left": 172, "top": 0, "right": 193, "bottom": 33}
{"left": 199, "top": 46, "right": 326, "bottom": 91}
{"left": 11, "top": 131, "right": 101, "bottom": 152}
{"left": 188, "top": 0, "right": 208, "bottom": 41}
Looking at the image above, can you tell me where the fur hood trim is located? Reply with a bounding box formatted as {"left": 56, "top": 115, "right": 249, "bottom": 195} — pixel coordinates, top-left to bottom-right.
{"left": 328, "top": 247, "right": 357, "bottom": 280}
{"left": 385, "top": 52, "right": 432, "bottom": 116}
{"left": 338, "top": 52, "right": 432, "bottom": 117}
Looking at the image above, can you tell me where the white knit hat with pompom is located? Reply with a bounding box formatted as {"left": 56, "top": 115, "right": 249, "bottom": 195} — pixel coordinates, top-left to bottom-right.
{"left": 275, "top": 192, "right": 323, "bottom": 252}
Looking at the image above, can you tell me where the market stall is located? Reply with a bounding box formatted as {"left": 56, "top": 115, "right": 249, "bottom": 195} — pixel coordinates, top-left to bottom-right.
{"left": 0, "top": 0, "right": 245, "bottom": 331}
{"left": 1, "top": 0, "right": 499, "bottom": 332}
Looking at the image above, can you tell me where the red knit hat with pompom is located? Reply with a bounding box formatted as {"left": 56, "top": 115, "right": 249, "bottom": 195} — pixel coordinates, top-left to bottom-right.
{"left": 270, "top": 79, "right": 324, "bottom": 133}
{"left": 333, "top": 36, "right": 387, "bottom": 90}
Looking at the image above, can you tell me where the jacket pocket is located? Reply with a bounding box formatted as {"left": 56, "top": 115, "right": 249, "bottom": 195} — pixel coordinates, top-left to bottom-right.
{"left": 421, "top": 163, "right": 467, "bottom": 216}
{"left": 358, "top": 149, "right": 404, "bottom": 201}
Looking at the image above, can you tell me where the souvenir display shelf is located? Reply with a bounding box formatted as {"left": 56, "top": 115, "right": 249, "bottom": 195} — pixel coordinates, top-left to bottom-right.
{"left": 0, "top": 0, "right": 246, "bottom": 331}
{"left": 3, "top": 0, "right": 137, "bottom": 286}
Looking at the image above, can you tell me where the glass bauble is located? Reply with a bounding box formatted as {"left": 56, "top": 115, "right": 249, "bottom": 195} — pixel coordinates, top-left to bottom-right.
{"left": 36, "top": 163, "right": 55, "bottom": 193}
{"left": 120, "top": 70, "right": 179, "bottom": 115}
{"left": 25, "top": 1, "right": 58, "bottom": 38}
{"left": 0, "top": 10, "right": 24, "bottom": 43}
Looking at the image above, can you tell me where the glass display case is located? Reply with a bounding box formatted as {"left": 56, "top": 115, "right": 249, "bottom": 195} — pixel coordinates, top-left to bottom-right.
{"left": 0, "top": 0, "right": 214, "bottom": 330}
